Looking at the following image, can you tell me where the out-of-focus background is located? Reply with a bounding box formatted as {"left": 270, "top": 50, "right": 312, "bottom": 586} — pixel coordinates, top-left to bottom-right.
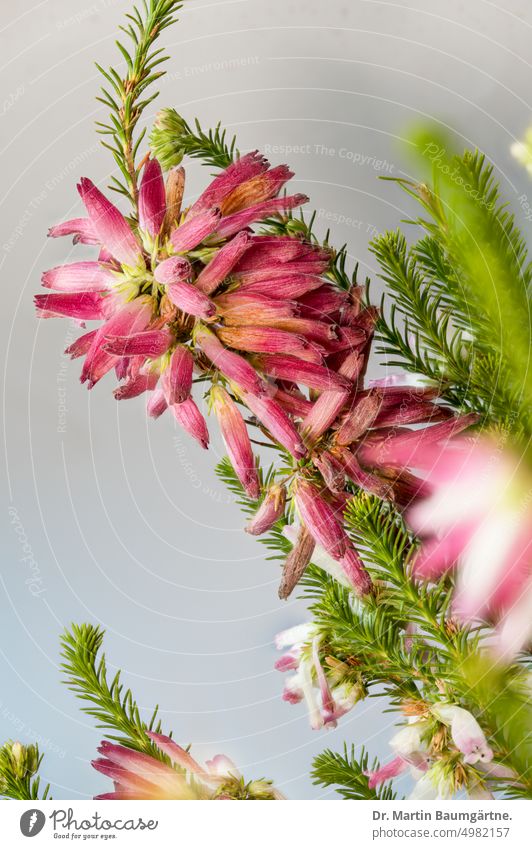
{"left": 1, "top": 0, "right": 531, "bottom": 799}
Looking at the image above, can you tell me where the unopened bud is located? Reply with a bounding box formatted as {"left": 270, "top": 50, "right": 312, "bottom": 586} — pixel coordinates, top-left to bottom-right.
{"left": 149, "top": 109, "right": 189, "bottom": 169}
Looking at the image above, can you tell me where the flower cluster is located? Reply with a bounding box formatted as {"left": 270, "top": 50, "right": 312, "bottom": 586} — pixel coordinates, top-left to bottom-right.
{"left": 36, "top": 151, "right": 472, "bottom": 601}
{"left": 93, "top": 733, "right": 283, "bottom": 800}
{"left": 274, "top": 624, "right": 366, "bottom": 730}
{"left": 366, "top": 702, "right": 515, "bottom": 800}
{"left": 381, "top": 436, "right": 532, "bottom": 660}
{"left": 243, "top": 362, "right": 475, "bottom": 600}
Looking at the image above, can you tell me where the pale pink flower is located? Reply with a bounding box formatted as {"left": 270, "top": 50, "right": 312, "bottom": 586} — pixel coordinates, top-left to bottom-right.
{"left": 93, "top": 734, "right": 282, "bottom": 800}
{"left": 432, "top": 703, "right": 493, "bottom": 765}
{"left": 367, "top": 720, "right": 430, "bottom": 789}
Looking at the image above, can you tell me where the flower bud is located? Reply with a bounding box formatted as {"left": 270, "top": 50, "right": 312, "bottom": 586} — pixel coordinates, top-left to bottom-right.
{"left": 211, "top": 386, "right": 260, "bottom": 499}
{"left": 149, "top": 109, "right": 189, "bottom": 169}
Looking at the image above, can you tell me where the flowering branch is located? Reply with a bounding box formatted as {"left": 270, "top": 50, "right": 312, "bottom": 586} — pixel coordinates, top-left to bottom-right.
{"left": 28, "top": 0, "right": 531, "bottom": 801}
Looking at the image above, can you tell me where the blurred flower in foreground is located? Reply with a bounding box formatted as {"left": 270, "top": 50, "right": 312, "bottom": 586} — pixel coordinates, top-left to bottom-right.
{"left": 274, "top": 624, "right": 365, "bottom": 729}
{"left": 511, "top": 128, "right": 532, "bottom": 175}
{"left": 93, "top": 734, "right": 283, "bottom": 800}
{"left": 381, "top": 436, "right": 532, "bottom": 660}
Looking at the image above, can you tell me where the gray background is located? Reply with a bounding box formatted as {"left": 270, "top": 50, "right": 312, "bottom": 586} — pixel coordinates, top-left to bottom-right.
{"left": 1, "top": 0, "right": 531, "bottom": 800}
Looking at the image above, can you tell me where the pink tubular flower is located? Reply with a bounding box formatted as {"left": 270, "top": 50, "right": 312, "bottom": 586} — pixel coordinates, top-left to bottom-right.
{"left": 340, "top": 548, "right": 374, "bottom": 596}
{"left": 188, "top": 150, "right": 270, "bottom": 214}
{"left": 357, "top": 413, "right": 478, "bottom": 470}
{"left": 239, "top": 388, "right": 307, "bottom": 459}
{"left": 92, "top": 739, "right": 197, "bottom": 800}
{"left": 81, "top": 297, "right": 154, "bottom": 388}
{"left": 147, "top": 388, "right": 168, "bottom": 419}
{"left": 138, "top": 158, "right": 166, "bottom": 237}
{"left": 41, "top": 262, "right": 115, "bottom": 292}
{"left": 195, "top": 232, "right": 251, "bottom": 294}
{"left": 34, "top": 291, "right": 108, "bottom": 322}
{"left": 216, "top": 194, "right": 308, "bottom": 239}
{"left": 93, "top": 734, "right": 282, "bottom": 800}
{"left": 301, "top": 356, "right": 363, "bottom": 444}
{"left": 162, "top": 345, "right": 194, "bottom": 404}
{"left": 171, "top": 397, "right": 209, "bottom": 449}
{"left": 215, "top": 292, "right": 299, "bottom": 326}
{"left": 195, "top": 326, "right": 267, "bottom": 397}
{"left": 388, "top": 436, "right": 532, "bottom": 659}
{"left": 281, "top": 518, "right": 372, "bottom": 598}
{"left": 114, "top": 372, "right": 159, "bottom": 400}
{"left": 211, "top": 386, "right": 260, "bottom": 498}
{"left": 48, "top": 217, "right": 98, "bottom": 243}
{"left": 334, "top": 391, "right": 383, "bottom": 445}
{"left": 255, "top": 354, "right": 350, "bottom": 392}
{"left": 246, "top": 484, "right": 286, "bottom": 535}
{"left": 217, "top": 325, "right": 323, "bottom": 363}
{"left": 77, "top": 178, "right": 142, "bottom": 267}
{"left": 294, "top": 479, "right": 347, "bottom": 560}
{"left": 104, "top": 329, "right": 172, "bottom": 358}
{"left": 367, "top": 756, "right": 409, "bottom": 787}
{"left": 167, "top": 280, "right": 217, "bottom": 320}
{"left": 237, "top": 273, "right": 324, "bottom": 299}
{"left": 170, "top": 208, "right": 222, "bottom": 252}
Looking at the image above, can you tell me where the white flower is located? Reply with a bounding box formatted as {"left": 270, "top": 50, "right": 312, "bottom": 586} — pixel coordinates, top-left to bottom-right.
{"left": 432, "top": 703, "right": 493, "bottom": 765}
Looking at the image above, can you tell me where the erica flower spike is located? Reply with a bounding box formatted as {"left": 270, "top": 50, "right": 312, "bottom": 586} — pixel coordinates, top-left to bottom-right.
{"left": 38, "top": 146, "right": 472, "bottom": 601}
{"left": 37, "top": 152, "right": 334, "bottom": 458}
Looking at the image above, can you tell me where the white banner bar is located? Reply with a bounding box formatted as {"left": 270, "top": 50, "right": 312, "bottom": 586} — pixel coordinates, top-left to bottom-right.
{"left": 1, "top": 800, "right": 531, "bottom": 848}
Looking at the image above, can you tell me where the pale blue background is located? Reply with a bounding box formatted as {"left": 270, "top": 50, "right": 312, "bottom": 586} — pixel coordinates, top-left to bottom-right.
{"left": 1, "top": 0, "right": 531, "bottom": 799}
